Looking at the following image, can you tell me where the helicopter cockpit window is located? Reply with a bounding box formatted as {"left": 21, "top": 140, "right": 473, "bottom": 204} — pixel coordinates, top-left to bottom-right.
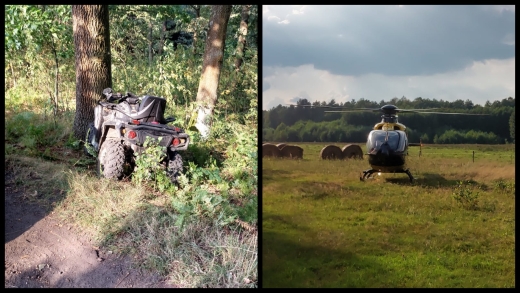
{"left": 366, "top": 130, "right": 406, "bottom": 153}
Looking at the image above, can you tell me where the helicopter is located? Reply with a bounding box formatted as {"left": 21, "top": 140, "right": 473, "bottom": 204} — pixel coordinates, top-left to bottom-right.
{"left": 292, "top": 103, "right": 489, "bottom": 183}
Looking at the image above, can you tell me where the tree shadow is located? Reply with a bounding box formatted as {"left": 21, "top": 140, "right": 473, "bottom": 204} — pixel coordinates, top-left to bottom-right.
{"left": 384, "top": 173, "right": 455, "bottom": 187}
{"left": 4, "top": 187, "right": 47, "bottom": 244}
{"left": 4, "top": 163, "right": 69, "bottom": 244}
{"left": 263, "top": 213, "right": 393, "bottom": 288}
{"left": 385, "top": 172, "right": 490, "bottom": 191}
{"left": 262, "top": 169, "right": 291, "bottom": 182}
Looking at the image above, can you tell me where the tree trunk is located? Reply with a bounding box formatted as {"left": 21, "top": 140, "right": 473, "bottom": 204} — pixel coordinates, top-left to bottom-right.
{"left": 190, "top": 5, "right": 201, "bottom": 55}
{"left": 159, "top": 20, "right": 166, "bottom": 56}
{"left": 72, "top": 5, "right": 112, "bottom": 140}
{"left": 194, "top": 5, "right": 232, "bottom": 139}
{"left": 234, "top": 5, "right": 252, "bottom": 71}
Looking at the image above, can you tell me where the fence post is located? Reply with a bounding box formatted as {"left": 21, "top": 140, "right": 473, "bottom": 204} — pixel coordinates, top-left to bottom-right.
{"left": 472, "top": 151, "right": 474, "bottom": 163}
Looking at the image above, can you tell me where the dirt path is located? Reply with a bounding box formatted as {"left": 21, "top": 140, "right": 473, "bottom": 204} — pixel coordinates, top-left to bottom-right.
{"left": 4, "top": 174, "right": 176, "bottom": 288}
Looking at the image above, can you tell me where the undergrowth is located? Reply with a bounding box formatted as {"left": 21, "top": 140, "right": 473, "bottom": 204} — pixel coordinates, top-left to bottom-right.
{"left": 5, "top": 66, "right": 258, "bottom": 289}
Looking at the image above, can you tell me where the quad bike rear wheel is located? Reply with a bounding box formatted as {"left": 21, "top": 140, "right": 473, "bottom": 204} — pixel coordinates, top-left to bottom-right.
{"left": 167, "top": 151, "right": 183, "bottom": 183}
{"left": 97, "top": 139, "right": 126, "bottom": 180}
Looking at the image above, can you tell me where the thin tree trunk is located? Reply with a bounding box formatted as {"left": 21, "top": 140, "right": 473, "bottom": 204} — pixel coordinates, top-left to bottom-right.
{"left": 10, "top": 62, "right": 16, "bottom": 87}
{"left": 148, "top": 20, "right": 153, "bottom": 66}
{"left": 72, "top": 5, "right": 112, "bottom": 140}
{"left": 159, "top": 20, "right": 166, "bottom": 56}
{"left": 194, "top": 5, "right": 232, "bottom": 139}
{"left": 51, "top": 42, "right": 59, "bottom": 115}
{"left": 190, "top": 5, "right": 201, "bottom": 55}
{"left": 234, "top": 5, "right": 252, "bottom": 71}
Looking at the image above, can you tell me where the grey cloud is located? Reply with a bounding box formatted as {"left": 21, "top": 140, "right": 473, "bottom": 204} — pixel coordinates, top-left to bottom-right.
{"left": 263, "top": 82, "right": 271, "bottom": 92}
{"left": 263, "top": 5, "right": 515, "bottom": 76}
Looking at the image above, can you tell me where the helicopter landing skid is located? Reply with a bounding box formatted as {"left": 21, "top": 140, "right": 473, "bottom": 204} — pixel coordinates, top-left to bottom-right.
{"left": 360, "top": 168, "right": 414, "bottom": 183}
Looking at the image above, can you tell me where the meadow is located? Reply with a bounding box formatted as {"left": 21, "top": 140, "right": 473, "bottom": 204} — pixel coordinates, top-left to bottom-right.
{"left": 262, "top": 142, "right": 515, "bottom": 288}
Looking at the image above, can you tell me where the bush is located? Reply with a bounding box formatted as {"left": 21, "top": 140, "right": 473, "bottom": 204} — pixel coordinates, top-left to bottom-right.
{"left": 493, "top": 179, "right": 515, "bottom": 195}
{"left": 132, "top": 137, "right": 174, "bottom": 193}
{"left": 452, "top": 180, "right": 480, "bottom": 210}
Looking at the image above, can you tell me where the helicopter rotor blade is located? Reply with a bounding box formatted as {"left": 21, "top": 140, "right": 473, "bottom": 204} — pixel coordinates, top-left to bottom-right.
{"left": 400, "top": 111, "right": 490, "bottom": 115}
{"left": 324, "top": 110, "right": 379, "bottom": 113}
{"left": 286, "top": 104, "right": 377, "bottom": 110}
{"left": 286, "top": 104, "right": 490, "bottom": 115}
{"left": 395, "top": 108, "right": 440, "bottom": 112}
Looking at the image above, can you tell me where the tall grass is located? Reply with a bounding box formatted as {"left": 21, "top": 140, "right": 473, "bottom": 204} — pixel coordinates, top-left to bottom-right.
{"left": 262, "top": 143, "right": 514, "bottom": 288}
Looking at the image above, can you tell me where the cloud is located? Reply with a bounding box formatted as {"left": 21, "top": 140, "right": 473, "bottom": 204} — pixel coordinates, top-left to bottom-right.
{"left": 292, "top": 5, "right": 307, "bottom": 15}
{"left": 502, "top": 33, "right": 515, "bottom": 46}
{"left": 263, "top": 82, "right": 271, "bottom": 92}
{"left": 480, "top": 5, "right": 515, "bottom": 14}
{"left": 263, "top": 5, "right": 515, "bottom": 76}
{"left": 289, "top": 97, "right": 302, "bottom": 103}
{"left": 262, "top": 57, "right": 515, "bottom": 110}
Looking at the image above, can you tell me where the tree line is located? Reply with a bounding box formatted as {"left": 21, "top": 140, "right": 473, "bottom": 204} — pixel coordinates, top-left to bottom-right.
{"left": 262, "top": 97, "right": 515, "bottom": 144}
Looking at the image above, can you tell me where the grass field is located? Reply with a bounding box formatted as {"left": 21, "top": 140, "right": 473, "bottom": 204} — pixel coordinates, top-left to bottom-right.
{"left": 262, "top": 142, "right": 515, "bottom": 288}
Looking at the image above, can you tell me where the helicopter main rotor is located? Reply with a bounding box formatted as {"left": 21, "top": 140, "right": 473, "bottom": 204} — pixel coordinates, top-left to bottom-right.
{"left": 290, "top": 104, "right": 489, "bottom": 116}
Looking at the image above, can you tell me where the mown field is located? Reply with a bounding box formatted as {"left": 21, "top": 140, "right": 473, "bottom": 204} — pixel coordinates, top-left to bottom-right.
{"left": 262, "top": 142, "right": 515, "bottom": 288}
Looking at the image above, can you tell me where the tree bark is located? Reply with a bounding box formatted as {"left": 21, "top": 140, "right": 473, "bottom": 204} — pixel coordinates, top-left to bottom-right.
{"left": 194, "top": 5, "right": 232, "bottom": 139}
{"left": 72, "top": 5, "right": 112, "bottom": 140}
{"left": 234, "top": 5, "right": 252, "bottom": 71}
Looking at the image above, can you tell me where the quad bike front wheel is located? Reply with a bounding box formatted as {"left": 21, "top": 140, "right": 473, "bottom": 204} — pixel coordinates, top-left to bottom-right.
{"left": 97, "top": 139, "right": 126, "bottom": 180}
{"left": 167, "top": 151, "right": 183, "bottom": 183}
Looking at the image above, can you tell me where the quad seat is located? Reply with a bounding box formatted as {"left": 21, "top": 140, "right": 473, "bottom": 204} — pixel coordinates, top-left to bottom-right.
{"left": 138, "top": 96, "right": 167, "bottom": 123}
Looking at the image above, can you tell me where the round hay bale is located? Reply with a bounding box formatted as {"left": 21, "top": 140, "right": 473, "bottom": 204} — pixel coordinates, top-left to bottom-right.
{"left": 276, "top": 143, "right": 287, "bottom": 150}
{"left": 262, "top": 143, "right": 282, "bottom": 158}
{"left": 320, "top": 145, "right": 343, "bottom": 160}
{"left": 342, "top": 144, "right": 363, "bottom": 159}
{"left": 280, "top": 145, "right": 303, "bottom": 159}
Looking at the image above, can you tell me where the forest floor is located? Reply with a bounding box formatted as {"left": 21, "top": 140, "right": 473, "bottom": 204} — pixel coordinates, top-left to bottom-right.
{"left": 4, "top": 171, "right": 177, "bottom": 288}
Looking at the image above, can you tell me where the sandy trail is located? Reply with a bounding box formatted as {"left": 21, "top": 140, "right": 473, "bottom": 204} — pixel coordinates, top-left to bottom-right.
{"left": 4, "top": 173, "right": 175, "bottom": 288}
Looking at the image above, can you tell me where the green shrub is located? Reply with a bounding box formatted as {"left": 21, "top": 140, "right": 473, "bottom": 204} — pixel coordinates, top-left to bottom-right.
{"left": 132, "top": 137, "right": 174, "bottom": 193}
{"left": 493, "top": 179, "right": 515, "bottom": 195}
{"left": 452, "top": 180, "right": 480, "bottom": 210}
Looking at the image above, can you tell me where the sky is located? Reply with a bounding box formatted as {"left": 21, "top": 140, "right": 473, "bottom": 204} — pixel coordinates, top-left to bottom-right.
{"left": 262, "top": 5, "right": 515, "bottom": 110}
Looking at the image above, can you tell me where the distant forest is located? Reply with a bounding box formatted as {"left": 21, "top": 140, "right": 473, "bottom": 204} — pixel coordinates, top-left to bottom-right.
{"left": 262, "top": 97, "right": 515, "bottom": 144}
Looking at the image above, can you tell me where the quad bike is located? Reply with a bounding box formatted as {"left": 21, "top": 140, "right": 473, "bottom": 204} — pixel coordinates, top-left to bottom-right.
{"left": 84, "top": 88, "right": 190, "bottom": 183}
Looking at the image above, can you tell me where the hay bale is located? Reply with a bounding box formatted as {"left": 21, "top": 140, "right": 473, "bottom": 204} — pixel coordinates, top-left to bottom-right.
{"left": 262, "top": 143, "right": 282, "bottom": 158}
{"left": 342, "top": 144, "right": 363, "bottom": 159}
{"left": 320, "top": 145, "right": 343, "bottom": 160}
{"left": 280, "top": 145, "right": 303, "bottom": 159}
{"left": 276, "top": 143, "right": 287, "bottom": 150}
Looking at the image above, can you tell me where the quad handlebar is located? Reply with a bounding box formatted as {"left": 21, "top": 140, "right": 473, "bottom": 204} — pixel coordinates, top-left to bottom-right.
{"left": 103, "top": 88, "right": 139, "bottom": 104}
{"left": 99, "top": 88, "right": 176, "bottom": 124}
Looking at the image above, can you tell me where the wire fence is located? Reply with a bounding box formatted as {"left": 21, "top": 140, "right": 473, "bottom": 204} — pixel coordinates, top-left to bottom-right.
{"left": 413, "top": 149, "right": 515, "bottom": 163}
